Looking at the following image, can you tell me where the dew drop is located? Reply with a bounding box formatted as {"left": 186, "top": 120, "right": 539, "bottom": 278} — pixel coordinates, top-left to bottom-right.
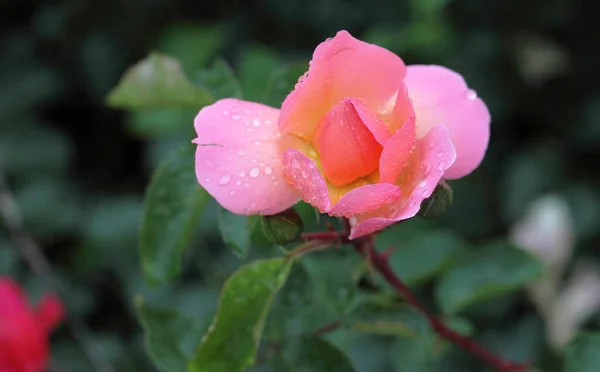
{"left": 232, "top": 114, "right": 240, "bottom": 120}
{"left": 230, "top": 190, "right": 235, "bottom": 195}
{"left": 250, "top": 202, "right": 256, "bottom": 208}
{"left": 349, "top": 216, "right": 358, "bottom": 227}
{"left": 264, "top": 166, "right": 273, "bottom": 175}
{"left": 235, "top": 181, "right": 241, "bottom": 186}
{"left": 466, "top": 89, "right": 478, "bottom": 100}
{"left": 254, "top": 141, "right": 260, "bottom": 146}
{"left": 438, "top": 161, "right": 447, "bottom": 170}
{"left": 246, "top": 128, "right": 252, "bottom": 133}
{"left": 238, "top": 150, "right": 246, "bottom": 156}
{"left": 301, "top": 169, "right": 310, "bottom": 179}
{"left": 265, "top": 120, "right": 271, "bottom": 125}
{"left": 223, "top": 110, "right": 230, "bottom": 116}
{"left": 204, "top": 178, "right": 211, "bottom": 183}
{"left": 436, "top": 151, "right": 444, "bottom": 158}
{"left": 239, "top": 171, "right": 245, "bottom": 177}
{"left": 244, "top": 109, "right": 251, "bottom": 114}
{"left": 218, "top": 174, "right": 231, "bottom": 185}
{"left": 249, "top": 167, "right": 260, "bottom": 178}
{"left": 419, "top": 180, "right": 427, "bottom": 188}
{"left": 205, "top": 160, "right": 215, "bottom": 169}
{"left": 252, "top": 119, "right": 260, "bottom": 127}
{"left": 275, "top": 132, "right": 281, "bottom": 138}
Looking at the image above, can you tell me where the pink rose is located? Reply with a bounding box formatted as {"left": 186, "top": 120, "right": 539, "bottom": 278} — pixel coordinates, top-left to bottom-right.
{"left": 194, "top": 31, "right": 490, "bottom": 239}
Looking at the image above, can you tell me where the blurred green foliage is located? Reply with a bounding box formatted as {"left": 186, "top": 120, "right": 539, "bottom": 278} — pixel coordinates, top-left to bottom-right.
{"left": 1, "top": 0, "right": 600, "bottom": 371}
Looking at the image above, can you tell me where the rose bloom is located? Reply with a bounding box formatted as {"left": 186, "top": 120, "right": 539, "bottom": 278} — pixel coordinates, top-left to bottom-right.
{"left": 0, "top": 277, "right": 64, "bottom": 372}
{"left": 194, "top": 31, "right": 490, "bottom": 239}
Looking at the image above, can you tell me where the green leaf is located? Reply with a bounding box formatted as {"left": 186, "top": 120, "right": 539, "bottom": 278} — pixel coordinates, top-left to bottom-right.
{"left": 565, "top": 332, "right": 600, "bottom": 372}
{"left": 281, "top": 335, "right": 356, "bottom": 372}
{"left": 106, "top": 53, "right": 213, "bottom": 109}
{"left": 238, "top": 46, "right": 281, "bottom": 102}
{"left": 217, "top": 206, "right": 254, "bottom": 259}
{"left": 390, "top": 334, "right": 438, "bottom": 372}
{"left": 435, "top": 240, "right": 543, "bottom": 314}
{"left": 140, "top": 144, "right": 209, "bottom": 285}
{"left": 155, "top": 23, "right": 223, "bottom": 74}
{"left": 136, "top": 298, "right": 208, "bottom": 372}
{"left": 189, "top": 258, "right": 293, "bottom": 372}
{"left": 127, "top": 108, "right": 196, "bottom": 138}
{"left": 263, "top": 61, "right": 308, "bottom": 107}
{"left": 349, "top": 300, "right": 431, "bottom": 338}
{"left": 387, "top": 230, "right": 466, "bottom": 286}
{"left": 265, "top": 263, "right": 337, "bottom": 342}
{"left": 191, "top": 58, "right": 243, "bottom": 100}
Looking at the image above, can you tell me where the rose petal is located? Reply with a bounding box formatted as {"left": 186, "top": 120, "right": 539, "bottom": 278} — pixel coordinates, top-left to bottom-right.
{"left": 379, "top": 118, "right": 416, "bottom": 184}
{"left": 348, "top": 124, "right": 456, "bottom": 239}
{"left": 282, "top": 148, "right": 331, "bottom": 213}
{"left": 313, "top": 99, "right": 383, "bottom": 186}
{"left": 351, "top": 98, "right": 392, "bottom": 144}
{"left": 328, "top": 183, "right": 403, "bottom": 218}
{"left": 280, "top": 30, "right": 406, "bottom": 140}
{"left": 405, "top": 65, "right": 490, "bottom": 179}
{"left": 194, "top": 99, "right": 300, "bottom": 215}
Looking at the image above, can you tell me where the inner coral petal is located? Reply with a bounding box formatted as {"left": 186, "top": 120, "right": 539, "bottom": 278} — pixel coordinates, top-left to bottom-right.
{"left": 379, "top": 118, "right": 416, "bottom": 184}
{"left": 348, "top": 124, "right": 456, "bottom": 239}
{"left": 280, "top": 30, "right": 406, "bottom": 140}
{"left": 313, "top": 99, "right": 383, "bottom": 187}
{"left": 194, "top": 99, "right": 300, "bottom": 215}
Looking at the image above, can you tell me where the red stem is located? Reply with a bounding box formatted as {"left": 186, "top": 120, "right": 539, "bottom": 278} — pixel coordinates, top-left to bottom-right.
{"left": 300, "top": 231, "right": 340, "bottom": 241}
{"left": 313, "top": 321, "right": 341, "bottom": 336}
{"left": 352, "top": 235, "right": 530, "bottom": 372}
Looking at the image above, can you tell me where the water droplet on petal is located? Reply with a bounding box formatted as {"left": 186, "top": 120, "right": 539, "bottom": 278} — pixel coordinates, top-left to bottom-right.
{"left": 230, "top": 190, "right": 235, "bottom": 195}
{"left": 275, "top": 132, "right": 281, "bottom": 138}
{"left": 466, "top": 89, "right": 477, "bottom": 100}
{"left": 439, "top": 161, "right": 447, "bottom": 170}
{"left": 238, "top": 150, "right": 246, "bottom": 156}
{"left": 223, "top": 110, "right": 230, "bottom": 116}
{"left": 205, "top": 160, "right": 215, "bottom": 169}
{"left": 349, "top": 216, "right": 358, "bottom": 227}
{"left": 265, "top": 120, "right": 271, "bottom": 125}
{"left": 244, "top": 109, "right": 251, "bottom": 114}
{"left": 249, "top": 167, "right": 260, "bottom": 178}
{"left": 235, "top": 181, "right": 241, "bottom": 186}
{"left": 204, "top": 178, "right": 211, "bottom": 183}
{"left": 252, "top": 119, "right": 260, "bottom": 127}
{"left": 239, "top": 171, "right": 245, "bottom": 177}
{"left": 232, "top": 114, "right": 240, "bottom": 120}
{"left": 436, "top": 151, "right": 444, "bottom": 158}
{"left": 264, "top": 166, "right": 273, "bottom": 175}
{"left": 419, "top": 180, "right": 427, "bottom": 188}
{"left": 218, "top": 175, "right": 231, "bottom": 185}
{"left": 254, "top": 141, "right": 260, "bottom": 146}
{"left": 246, "top": 128, "right": 252, "bottom": 133}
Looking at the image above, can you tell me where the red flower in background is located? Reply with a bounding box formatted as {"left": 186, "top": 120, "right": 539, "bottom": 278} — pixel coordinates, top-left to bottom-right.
{"left": 0, "top": 277, "right": 64, "bottom": 372}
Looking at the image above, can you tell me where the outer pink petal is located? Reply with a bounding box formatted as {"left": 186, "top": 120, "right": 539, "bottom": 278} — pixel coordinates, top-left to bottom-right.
{"left": 348, "top": 124, "right": 456, "bottom": 239}
{"left": 405, "top": 65, "right": 490, "bottom": 179}
{"left": 282, "top": 148, "right": 331, "bottom": 213}
{"left": 280, "top": 30, "right": 406, "bottom": 140}
{"left": 328, "top": 183, "right": 403, "bottom": 218}
{"left": 194, "top": 99, "right": 299, "bottom": 215}
{"left": 379, "top": 118, "right": 416, "bottom": 184}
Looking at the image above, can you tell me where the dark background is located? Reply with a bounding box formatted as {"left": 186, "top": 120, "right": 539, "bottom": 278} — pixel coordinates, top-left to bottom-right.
{"left": 1, "top": 0, "right": 599, "bottom": 371}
